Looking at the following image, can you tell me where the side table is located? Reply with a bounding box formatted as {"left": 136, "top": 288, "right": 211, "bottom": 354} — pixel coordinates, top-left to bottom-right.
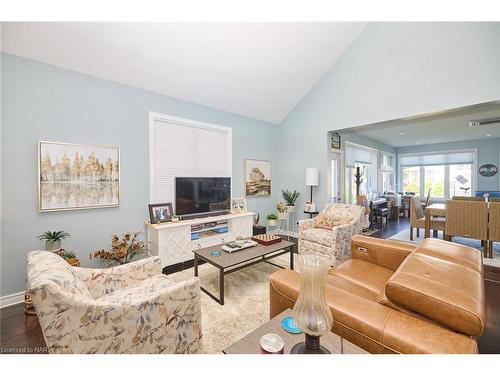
{"left": 304, "top": 210, "right": 319, "bottom": 219}
{"left": 223, "top": 309, "right": 367, "bottom": 354}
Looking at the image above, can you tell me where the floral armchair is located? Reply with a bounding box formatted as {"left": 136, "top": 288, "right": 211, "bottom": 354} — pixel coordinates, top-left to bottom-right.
{"left": 27, "top": 251, "right": 201, "bottom": 354}
{"left": 299, "top": 203, "right": 364, "bottom": 265}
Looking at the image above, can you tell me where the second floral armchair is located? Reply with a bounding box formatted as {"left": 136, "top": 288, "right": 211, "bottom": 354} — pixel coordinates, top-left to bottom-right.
{"left": 299, "top": 203, "right": 364, "bottom": 265}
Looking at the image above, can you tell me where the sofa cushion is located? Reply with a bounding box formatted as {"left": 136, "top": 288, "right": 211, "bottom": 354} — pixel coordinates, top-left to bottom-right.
{"left": 301, "top": 228, "right": 335, "bottom": 247}
{"left": 414, "top": 238, "right": 482, "bottom": 274}
{"left": 329, "top": 259, "right": 393, "bottom": 300}
{"left": 385, "top": 249, "right": 485, "bottom": 337}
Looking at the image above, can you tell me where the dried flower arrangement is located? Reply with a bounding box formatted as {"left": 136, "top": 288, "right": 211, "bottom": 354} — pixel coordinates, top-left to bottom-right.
{"left": 91, "top": 232, "right": 149, "bottom": 265}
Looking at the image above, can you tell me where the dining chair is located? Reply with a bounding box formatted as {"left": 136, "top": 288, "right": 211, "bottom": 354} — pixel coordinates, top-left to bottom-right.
{"left": 488, "top": 201, "right": 500, "bottom": 258}
{"left": 452, "top": 196, "right": 485, "bottom": 201}
{"left": 445, "top": 200, "right": 489, "bottom": 257}
{"left": 409, "top": 196, "right": 445, "bottom": 241}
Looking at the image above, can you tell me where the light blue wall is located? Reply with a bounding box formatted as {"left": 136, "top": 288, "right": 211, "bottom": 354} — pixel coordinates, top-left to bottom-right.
{"left": 396, "top": 138, "right": 500, "bottom": 192}
{"left": 278, "top": 22, "right": 500, "bottom": 214}
{"left": 1, "top": 53, "right": 279, "bottom": 296}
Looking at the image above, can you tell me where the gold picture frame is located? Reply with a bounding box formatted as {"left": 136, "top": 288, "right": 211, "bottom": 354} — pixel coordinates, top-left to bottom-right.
{"left": 244, "top": 159, "right": 271, "bottom": 197}
{"left": 38, "top": 141, "right": 120, "bottom": 212}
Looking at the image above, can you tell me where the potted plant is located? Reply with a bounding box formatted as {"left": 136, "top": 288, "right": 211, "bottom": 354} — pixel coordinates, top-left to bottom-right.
{"left": 37, "top": 230, "right": 70, "bottom": 251}
{"left": 58, "top": 249, "right": 79, "bottom": 266}
{"left": 282, "top": 189, "right": 300, "bottom": 213}
{"left": 277, "top": 202, "right": 288, "bottom": 220}
{"left": 91, "top": 232, "right": 149, "bottom": 266}
{"left": 266, "top": 213, "right": 278, "bottom": 227}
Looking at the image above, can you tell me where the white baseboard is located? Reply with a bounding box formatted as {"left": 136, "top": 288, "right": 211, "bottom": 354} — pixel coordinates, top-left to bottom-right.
{"left": 0, "top": 291, "right": 25, "bottom": 308}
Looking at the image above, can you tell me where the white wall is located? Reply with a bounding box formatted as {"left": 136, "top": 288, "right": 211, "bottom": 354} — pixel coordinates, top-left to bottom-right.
{"left": 277, "top": 22, "right": 500, "bottom": 215}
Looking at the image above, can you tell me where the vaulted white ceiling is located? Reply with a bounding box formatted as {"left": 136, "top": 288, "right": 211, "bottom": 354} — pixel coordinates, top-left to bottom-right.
{"left": 1, "top": 22, "right": 367, "bottom": 124}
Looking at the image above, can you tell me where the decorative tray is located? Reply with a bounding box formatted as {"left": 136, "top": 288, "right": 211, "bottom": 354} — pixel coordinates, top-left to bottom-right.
{"left": 221, "top": 240, "right": 257, "bottom": 253}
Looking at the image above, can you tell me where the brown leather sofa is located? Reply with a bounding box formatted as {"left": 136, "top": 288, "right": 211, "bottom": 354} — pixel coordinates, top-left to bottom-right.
{"left": 269, "top": 235, "right": 485, "bottom": 354}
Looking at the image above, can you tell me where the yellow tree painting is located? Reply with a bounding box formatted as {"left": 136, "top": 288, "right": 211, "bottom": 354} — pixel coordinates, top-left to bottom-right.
{"left": 39, "top": 141, "right": 120, "bottom": 211}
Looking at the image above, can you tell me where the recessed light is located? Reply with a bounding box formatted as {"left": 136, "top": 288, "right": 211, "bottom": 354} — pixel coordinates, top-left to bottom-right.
{"left": 399, "top": 132, "right": 405, "bottom": 135}
{"left": 486, "top": 133, "right": 492, "bottom": 137}
{"left": 415, "top": 141, "right": 420, "bottom": 144}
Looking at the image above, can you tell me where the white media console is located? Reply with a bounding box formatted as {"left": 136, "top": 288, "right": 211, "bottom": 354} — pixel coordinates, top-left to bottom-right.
{"left": 146, "top": 211, "right": 255, "bottom": 268}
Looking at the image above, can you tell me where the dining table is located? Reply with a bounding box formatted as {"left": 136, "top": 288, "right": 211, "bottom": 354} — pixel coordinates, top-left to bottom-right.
{"left": 424, "top": 203, "right": 447, "bottom": 239}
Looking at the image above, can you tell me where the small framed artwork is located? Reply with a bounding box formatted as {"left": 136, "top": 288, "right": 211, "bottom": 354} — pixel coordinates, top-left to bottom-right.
{"left": 231, "top": 197, "right": 247, "bottom": 213}
{"left": 148, "top": 203, "right": 173, "bottom": 224}
{"left": 479, "top": 164, "right": 498, "bottom": 177}
{"left": 245, "top": 159, "right": 271, "bottom": 197}
{"left": 331, "top": 132, "right": 341, "bottom": 150}
{"left": 39, "top": 141, "right": 120, "bottom": 212}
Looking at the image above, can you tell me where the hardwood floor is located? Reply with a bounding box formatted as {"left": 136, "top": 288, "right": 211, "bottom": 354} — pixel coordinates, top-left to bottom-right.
{"left": 1, "top": 222, "right": 498, "bottom": 354}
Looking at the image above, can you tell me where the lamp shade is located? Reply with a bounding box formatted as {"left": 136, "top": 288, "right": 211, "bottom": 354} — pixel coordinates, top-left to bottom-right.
{"left": 305, "top": 168, "right": 319, "bottom": 187}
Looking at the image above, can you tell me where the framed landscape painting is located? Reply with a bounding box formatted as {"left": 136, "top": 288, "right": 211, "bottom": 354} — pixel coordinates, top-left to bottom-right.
{"left": 38, "top": 141, "right": 120, "bottom": 212}
{"left": 244, "top": 159, "right": 271, "bottom": 197}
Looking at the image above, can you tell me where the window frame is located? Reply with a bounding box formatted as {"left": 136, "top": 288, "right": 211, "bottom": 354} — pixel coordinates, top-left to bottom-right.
{"left": 398, "top": 149, "right": 477, "bottom": 201}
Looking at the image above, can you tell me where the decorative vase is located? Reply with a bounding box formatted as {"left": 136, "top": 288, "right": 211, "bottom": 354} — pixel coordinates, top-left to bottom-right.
{"left": 286, "top": 205, "right": 296, "bottom": 213}
{"left": 268, "top": 219, "right": 277, "bottom": 227}
{"left": 291, "top": 253, "right": 333, "bottom": 354}
{"left": 45, "top": 239, "right": 61, "bottom": 250}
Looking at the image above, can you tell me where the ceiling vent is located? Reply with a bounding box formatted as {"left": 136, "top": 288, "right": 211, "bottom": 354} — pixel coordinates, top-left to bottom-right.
{"left": 468, "top": 117, "right": 500, "bottom": 127}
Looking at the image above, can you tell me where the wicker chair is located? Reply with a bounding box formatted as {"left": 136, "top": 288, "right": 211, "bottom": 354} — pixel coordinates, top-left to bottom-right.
{"left": 452, "top": 196, "right": 485, "bottom": 201}
{"left": 445, "top": 200, "right": 489, "bottom": 257}
{"left": 409, "top": 196, "right": 445, "bottom": 241}
{"left": 488, "top": 202, "right": 500, "bottom": 258}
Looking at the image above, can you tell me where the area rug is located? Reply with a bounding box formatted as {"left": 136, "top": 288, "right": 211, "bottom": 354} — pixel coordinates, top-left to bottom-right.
{"left": 388, "top": 228, "right": 500, "bottom": 268}
{"left": 167, "top": 255, "right": 290, "bottom": 354}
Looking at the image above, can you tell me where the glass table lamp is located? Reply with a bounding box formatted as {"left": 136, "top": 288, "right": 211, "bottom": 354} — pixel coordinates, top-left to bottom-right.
{"left": 291, "top": 253, "right": 333, "bottom": 354}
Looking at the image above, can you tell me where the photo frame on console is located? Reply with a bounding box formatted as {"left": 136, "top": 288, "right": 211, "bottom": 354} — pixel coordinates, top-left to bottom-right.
{"left": 231, "top": 197, "right": 247, "bottom": 213}
{"left": 148, "top": 202, "right": 173, "bottom": 224}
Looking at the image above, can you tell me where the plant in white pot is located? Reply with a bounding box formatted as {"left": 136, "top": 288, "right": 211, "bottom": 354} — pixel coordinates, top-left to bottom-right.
{"left": 37, "top": 230, "right": 70, "bottom": 251}
{"left": 282, "top": 189, "right": 300, "bottom": 213}
{"left": 277, "top": 202, "right": 289, "bottom": 220}
{"left": 267, "top": 213, "right": 278, "bottom": 227}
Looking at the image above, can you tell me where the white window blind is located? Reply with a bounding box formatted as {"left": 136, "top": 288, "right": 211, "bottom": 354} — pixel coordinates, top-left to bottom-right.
{"left": 345, "top": 144, "right": 377, "bottom": 167}
{"left": 149, "top": 113, "right": 232, "bottom": 206}
{"left": 399, "top": 151, "right": 474, "bottom": 167}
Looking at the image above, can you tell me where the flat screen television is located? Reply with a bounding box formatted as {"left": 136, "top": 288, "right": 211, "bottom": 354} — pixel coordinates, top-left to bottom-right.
{"left": 175, "top": 177, "right": 231, "bottom": 217}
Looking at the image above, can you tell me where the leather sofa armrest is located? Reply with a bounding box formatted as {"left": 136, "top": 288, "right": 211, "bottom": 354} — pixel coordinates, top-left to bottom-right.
{"left": 350, "top": 235, "right": 416, "bottom": 271}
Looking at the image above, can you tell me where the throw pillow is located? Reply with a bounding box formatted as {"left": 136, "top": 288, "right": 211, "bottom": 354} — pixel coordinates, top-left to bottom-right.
{"left": 332, "top": 217, "right": 352, "bottom": 226}
{"left": 314, "top": 213, "right": 335, "bottom": 229}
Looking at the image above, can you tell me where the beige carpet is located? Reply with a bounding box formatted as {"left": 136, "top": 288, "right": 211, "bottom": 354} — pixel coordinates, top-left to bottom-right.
{"left": 388, "top": 228, "right": 500, "bottom": 268}
{"left": 167, "top": 255, "right": 290, "bottom": 354}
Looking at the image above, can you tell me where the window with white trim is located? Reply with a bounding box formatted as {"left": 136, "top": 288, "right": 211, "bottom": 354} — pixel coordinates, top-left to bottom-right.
{"left": 149, "top": 113, "right": 232, "bottom": 208}
{"left": 399, "top": 151, "right": 475, "bottom": 200}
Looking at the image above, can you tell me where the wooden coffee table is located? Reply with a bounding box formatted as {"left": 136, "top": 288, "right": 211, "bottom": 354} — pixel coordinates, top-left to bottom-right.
{"left": 223, "top": 309, "right": 368, "bottom": 354}
{"left": 193, "top": 239, "right": 295, "bottom": 305}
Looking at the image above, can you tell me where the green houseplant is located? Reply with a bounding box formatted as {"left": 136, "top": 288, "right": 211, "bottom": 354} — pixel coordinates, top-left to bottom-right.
{"left": 276, "top": 202, "right": 288, "bottom": 220}
{"left": 58, "top": 249, "right": 79, "bottom": 266}
{"left": 282, "top": 189, "right": 300, "bottom": 213}
{"left": 37, "top": 230, "right": 70, "bottom": 250}
{"left": 266, "top": 213, "right": 278, "bottom": 227}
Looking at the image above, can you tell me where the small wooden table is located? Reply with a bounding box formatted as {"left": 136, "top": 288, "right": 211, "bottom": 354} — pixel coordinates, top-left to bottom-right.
{"left": 223, "top": 309, "right": 367, "bottom": 354}
{"left": 424, "top": 203, "right": 446, "bottom": 239}
{"left": 193, "top": 239, "right": 295, "bottom": 305}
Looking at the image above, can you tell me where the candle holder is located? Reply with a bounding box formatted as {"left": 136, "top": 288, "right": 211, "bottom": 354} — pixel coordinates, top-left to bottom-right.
{"left": 290, "top": 253, "right": 333, "bottom": 354}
